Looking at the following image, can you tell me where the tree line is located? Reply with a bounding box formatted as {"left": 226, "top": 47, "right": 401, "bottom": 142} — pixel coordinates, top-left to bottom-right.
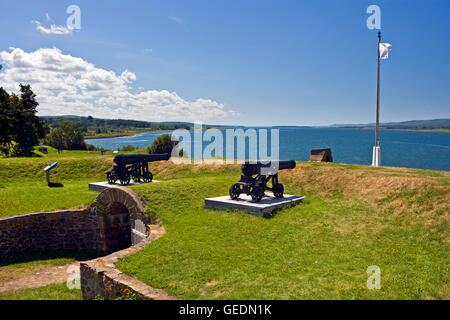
{"left": 42, "top": 115, "right": 193, "bottom": 135}
{"left": 0, "top": 85, "right": 88, "bottom": 157}
{"left": 0, "top": 85, "right": 48, "bottom": 156}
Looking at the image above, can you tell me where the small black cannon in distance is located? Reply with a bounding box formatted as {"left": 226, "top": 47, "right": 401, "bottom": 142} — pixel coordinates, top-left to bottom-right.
{"left": 229, "top": 160, "right": 296, "bottom": 202}
{"left": 107, "top": 153, "right": 170, "bottom": 185}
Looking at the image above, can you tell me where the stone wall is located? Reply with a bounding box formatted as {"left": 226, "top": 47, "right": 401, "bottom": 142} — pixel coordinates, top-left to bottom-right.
{"left": 0, "top": 208, "right": 99, "bottom": 258}
{"left": 0, "top": 187, "right": 149, "bottom": 259}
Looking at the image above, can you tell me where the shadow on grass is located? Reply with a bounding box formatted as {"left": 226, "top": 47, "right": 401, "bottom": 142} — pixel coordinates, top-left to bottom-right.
{"left": 48, "top": 182, "right": 64, "bottom": 188}
{"left": 0, "top": 250, "right": 100, "bottom": 267}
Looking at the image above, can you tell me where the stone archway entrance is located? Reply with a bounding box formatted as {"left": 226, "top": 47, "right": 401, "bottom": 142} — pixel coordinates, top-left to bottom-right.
{"left": 104, "top": 202, "right": 132, "bottom": 253}
{"left": 94, "top": 187, "right": 149, "bottom": 255}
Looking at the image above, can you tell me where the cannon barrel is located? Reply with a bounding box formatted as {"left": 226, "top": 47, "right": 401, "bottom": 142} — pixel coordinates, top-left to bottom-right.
{"left": 114, "top": 153, "right": 170, "bottom": 166}
{"left": 241, "top": 160, "right": 296, "bottom": 176}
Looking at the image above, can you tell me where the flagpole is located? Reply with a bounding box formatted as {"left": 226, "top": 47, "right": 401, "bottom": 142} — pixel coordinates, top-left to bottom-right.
{"left": 372, "top": 31, "right": 381, "bottom": 167}
{"left": 376, "top": 31, "right": 381, "bottom": 148}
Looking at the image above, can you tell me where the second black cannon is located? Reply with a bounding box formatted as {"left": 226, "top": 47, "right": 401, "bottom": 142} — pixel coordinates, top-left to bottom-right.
{"left": 229, "top": 160, "right": 296, "bottom": 202}
{"left": 107, "top": 153, "right": 170, "bottom": 185}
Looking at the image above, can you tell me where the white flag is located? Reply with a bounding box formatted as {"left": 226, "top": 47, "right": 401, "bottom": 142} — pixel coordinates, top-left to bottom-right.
{"left": 379, "top": 43, "right": 392, "bottom": 60}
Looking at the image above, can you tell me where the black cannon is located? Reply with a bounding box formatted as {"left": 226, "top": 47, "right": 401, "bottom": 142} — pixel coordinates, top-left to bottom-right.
{"left": 229, "top": 160, "right": 296, "bottom": 202}
{"left": 107, "top": 153, "right": 170, "bottom": 185}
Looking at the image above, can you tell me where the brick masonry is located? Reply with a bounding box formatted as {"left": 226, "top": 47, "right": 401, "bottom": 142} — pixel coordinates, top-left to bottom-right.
{"left": 0, "top": 208, "right": 98, "bottom": 258}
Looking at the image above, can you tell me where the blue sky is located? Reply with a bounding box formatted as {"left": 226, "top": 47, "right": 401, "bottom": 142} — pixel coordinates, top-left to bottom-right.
{"left": 0, "top": 0, "right": 449, "bottom": 125}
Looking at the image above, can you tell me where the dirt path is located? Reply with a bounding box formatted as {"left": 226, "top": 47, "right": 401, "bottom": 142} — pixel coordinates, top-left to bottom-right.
{"left": 0, "top": 263, "right": 80, "bottom": 293}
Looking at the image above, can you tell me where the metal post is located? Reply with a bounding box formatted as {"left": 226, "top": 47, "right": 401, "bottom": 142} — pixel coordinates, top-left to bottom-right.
{"left": 45, "top": 171, "right": 51, "bottom": 185}
{"left": 376, "top": 31, "right": 381, "bottom": 148}
{"left": 372, "top": 31, "right": 382, "bottom": 167}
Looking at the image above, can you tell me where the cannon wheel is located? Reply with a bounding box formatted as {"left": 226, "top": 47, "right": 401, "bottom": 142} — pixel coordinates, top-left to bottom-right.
{"left": 229, "top": 184, "right": 241, "bottom": 200}
{"left": 106, "top": 172, "right": 117, "bottom": 185}
{"left": 119, "top": 174, "right": 131, "bottom": 186}
{"left": 251, "top": 187, "right": 264, "bottom": 202}
{"left": 273, "top": 183, "right": 284, "bottom": 198}
{"left": 143, "top": 172, "right": 153, "bottom": 183}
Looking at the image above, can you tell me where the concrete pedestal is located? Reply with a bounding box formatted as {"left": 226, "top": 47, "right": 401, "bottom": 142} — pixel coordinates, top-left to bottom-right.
{"left": 88, "top": 181, "right": 160, "bottom": 192}
{"left": 372, "top": 146, "right": 381, "bottom": 167}
{"left": 205, "top": 193, "right": 304, "bottom": 217}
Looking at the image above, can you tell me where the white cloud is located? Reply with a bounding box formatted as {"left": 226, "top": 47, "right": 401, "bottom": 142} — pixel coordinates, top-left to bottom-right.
{"left": 169, "top": 16, "right": 184, "bottom": 25}
{"left": 121, "top": 70, "right": 136, "bottom": 83}
{"left": 0, "top": 47, "right": 235, "bottom": 122}
{"left": 32, "top": 20, "right": 72, "bottom": 35}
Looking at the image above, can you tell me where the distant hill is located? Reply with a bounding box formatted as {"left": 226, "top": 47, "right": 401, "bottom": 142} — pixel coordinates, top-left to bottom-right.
{"left": 40, "top": 115, "right": 450, "bottom": 132}
{"left": 331, "top": 119, "right": 450, "bottom": 130}
{"left": 41, "top": 115, "right": 193, "bottom": 132}
{"left": 40, "top": 115, "right": 269, "bottom": 132}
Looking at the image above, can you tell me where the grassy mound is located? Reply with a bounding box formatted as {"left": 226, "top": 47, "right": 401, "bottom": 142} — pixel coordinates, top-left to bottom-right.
{"left": 0, "top": 147, "right": 113, "bottom": 218}
{"left": 117, "top": 162, "right": 450, "bottom": 299}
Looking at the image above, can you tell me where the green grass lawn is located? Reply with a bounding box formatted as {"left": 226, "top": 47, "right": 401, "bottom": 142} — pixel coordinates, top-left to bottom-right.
{"left": 0, "top": 283, "right": 81, "bottom": 300}
{"left": 116, "top": 163, "right": 450, "bottom": 300}
{"left": 0, "top": 147, "right": 112, "bottom": 218}
{"left": 0, "top": 181, "right": 98, "bottom": 218}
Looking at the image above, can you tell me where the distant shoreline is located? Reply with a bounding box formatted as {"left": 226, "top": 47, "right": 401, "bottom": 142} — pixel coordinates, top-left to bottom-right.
{"left": 330, "top": 127, "right": 450, "bottom": 133}
{"left": 86, "top": 127, "right": 450, "bottom": 140}
{"left": 85, "top": 129, "right": 168, "bottom": 140}
{"left": 85, "top": 133, "right": 132, "bottom": 140}
{"left": 386, "top": 128, "right": 450, "bottom": 133}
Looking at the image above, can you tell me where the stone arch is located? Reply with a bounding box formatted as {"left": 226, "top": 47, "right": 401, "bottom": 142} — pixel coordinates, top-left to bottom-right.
{"left": 94, "top": 187, "right": 148, "bottom": 254}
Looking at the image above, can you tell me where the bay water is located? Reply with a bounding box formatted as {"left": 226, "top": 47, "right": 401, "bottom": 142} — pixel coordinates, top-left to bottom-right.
{"left": 86, "top": 128, "right": 450, "bottom": 171}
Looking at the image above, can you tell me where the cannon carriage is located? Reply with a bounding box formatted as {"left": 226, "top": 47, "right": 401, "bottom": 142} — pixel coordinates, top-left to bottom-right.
{"left": 229, "top": 160, "right": 296, "bottom": 202}
{"left": 107, "top": 153, "right": 170, "bottom": 185}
